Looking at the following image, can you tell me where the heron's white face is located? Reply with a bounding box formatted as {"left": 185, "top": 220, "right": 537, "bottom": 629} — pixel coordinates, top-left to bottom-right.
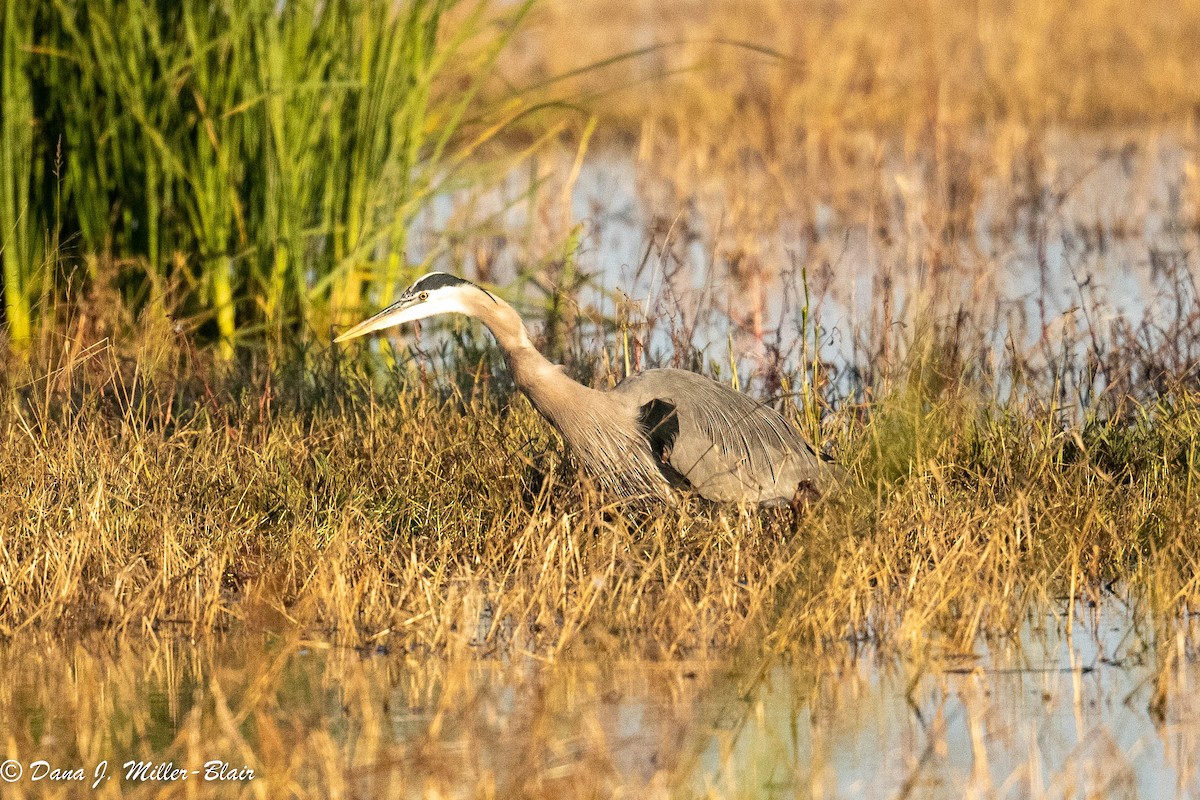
{"left": 334, "top": 278, "right": 477, "bottom": 343}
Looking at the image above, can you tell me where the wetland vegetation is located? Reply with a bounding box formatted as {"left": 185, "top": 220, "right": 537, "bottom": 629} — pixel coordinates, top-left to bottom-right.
{"left": 2, "top": 0, "right": 1200, "bottom": 797}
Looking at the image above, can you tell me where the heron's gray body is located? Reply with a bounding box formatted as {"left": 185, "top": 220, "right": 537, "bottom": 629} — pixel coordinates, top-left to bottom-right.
{"left": 613, "top": 369, "right": 830, "bottom": 504}
{"left": 336, "top": 273, "right": 838, "bottom": 505}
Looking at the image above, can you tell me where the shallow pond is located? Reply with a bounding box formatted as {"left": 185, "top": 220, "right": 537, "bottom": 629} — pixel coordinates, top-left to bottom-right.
{"left": 416, "top": 129, "right": 1200, "bottom": 406}
{"left": 2, "top": 601, "right": 1196, "bottom": 798}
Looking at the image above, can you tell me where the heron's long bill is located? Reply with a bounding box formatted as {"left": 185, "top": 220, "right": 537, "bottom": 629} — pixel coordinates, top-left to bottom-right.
{"left": 333, "top": 292, "right": 468, "bottom": 343}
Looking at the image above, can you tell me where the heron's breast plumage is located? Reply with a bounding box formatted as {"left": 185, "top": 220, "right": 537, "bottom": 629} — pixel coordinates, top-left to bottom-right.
{"left": 516, "top": 359, "right": 674, "bottom": 499}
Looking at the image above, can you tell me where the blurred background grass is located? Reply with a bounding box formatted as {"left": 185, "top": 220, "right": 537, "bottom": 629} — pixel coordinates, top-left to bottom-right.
{"left": 519, "top": 0, "right": 1200, "bottom": 134}
{"left": 4, "top": 0, "right": 1200, "bottom": 360}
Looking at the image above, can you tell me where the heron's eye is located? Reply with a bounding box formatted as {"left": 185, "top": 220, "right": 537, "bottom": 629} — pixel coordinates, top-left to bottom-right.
{"left": 418, "top": 291, "right": 429, "bottom": 301}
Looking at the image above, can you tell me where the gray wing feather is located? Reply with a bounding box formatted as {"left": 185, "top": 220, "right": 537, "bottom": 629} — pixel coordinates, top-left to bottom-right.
{"left": 613, "top": 369, "right": 831, "bottom": 504}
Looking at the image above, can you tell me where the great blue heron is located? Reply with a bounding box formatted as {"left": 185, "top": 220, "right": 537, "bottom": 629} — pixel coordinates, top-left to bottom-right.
{"left": 335, "top": 272, "right": 839, "bottom": 505}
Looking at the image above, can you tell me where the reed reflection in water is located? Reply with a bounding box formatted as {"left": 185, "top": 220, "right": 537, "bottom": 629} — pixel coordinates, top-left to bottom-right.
{"left": 1, "top": 602, "right": 1196, "bottom": 798}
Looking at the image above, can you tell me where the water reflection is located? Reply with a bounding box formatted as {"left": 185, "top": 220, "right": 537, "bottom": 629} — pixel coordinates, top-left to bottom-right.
{"left": 697, "top": 606, "right": 1198, "bottom": 799}
{"left": 1, "top": 602, "right": 1196, "bottom": 798}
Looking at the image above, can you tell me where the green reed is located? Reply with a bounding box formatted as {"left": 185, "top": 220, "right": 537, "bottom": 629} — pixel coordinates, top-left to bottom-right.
{"left": 1, "top": 0, "right": 39, "bottom": 347}
{"left": 1, "top": 0, "right": 535, "bottom": 356}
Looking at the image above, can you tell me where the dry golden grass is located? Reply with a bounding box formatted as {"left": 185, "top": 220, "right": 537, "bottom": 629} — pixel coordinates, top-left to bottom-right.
{"left": 3, "top": 308, "right": 1199, "bottom": 660}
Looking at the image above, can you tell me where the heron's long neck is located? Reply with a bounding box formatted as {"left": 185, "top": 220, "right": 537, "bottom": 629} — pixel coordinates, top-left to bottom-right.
{"left": 470, "top": 292, "right": 671, "bottom": 498}
{"left": 470, "top": 295, "right": 602, "bottom": 420}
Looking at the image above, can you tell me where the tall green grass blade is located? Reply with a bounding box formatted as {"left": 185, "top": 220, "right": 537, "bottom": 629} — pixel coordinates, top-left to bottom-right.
{"left": 7, "top": 0, "right": 548, "bottom": 359}
{"left": 1, "top": 0, "right": 38, "bottom": 348}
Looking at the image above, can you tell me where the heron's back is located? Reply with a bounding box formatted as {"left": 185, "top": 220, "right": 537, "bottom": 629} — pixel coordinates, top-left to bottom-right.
{"left": 613, "top": 369, "right": 833, "bottom": 504}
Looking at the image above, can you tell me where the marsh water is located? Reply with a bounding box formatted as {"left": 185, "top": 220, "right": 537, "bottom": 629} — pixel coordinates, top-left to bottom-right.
{"left": 581, "top": 131, "right": 1199, "bottom": 354}
{"left": 417, "top": 129, "right": 1200, "bottom": 405}
{"left": 2, "top": 601, "right": 1197, "bottom": 798}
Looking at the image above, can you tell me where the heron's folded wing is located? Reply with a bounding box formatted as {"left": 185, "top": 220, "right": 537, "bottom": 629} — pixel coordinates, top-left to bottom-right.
{"left": 616, "top": 369, "right": 826, "bottom": 503}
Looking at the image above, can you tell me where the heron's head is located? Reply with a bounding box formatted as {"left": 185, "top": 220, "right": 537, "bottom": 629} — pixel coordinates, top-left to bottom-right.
{"left": 334, "top": 272, "right": 497, "bottom": 343}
